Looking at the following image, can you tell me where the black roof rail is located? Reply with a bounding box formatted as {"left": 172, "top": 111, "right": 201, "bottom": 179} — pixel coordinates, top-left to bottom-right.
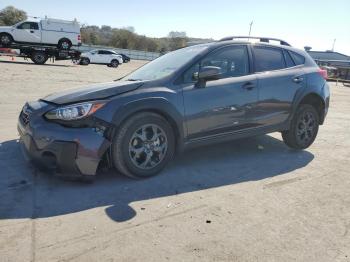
{"left": 219, "top": 36, "right": 291, "bottom": 46}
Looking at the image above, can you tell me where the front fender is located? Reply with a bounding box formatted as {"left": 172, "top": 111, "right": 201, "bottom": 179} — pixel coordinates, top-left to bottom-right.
{"left": 110, "top": 97, "right": 186, "bottom": 150}
{"left": 0, "top": 27, "right": 12, "bottom": 34}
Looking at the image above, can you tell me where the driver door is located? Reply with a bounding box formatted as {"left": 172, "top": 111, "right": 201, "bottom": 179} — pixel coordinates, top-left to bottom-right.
{"left": 182, "top": 45, "right": 258, "bottom": 140}
{"left": 96, "top": 50, "right": 110, "bottom": 64}
{"left": 12, "top": 22, "right": 41, "bottom": 43}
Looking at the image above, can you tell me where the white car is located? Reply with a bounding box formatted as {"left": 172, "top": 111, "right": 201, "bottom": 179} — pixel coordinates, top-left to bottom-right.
{"left": 0, "top": 18, "right": 81, "bottom": 49}
{"left": 80, "top": 49, "right": 124, "bottom": 68}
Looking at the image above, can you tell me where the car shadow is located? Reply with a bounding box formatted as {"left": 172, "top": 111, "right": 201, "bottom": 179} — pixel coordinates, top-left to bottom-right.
{"left": 0, "top": 60, "right": 76, "bottom": 67}
{"left": 0, "top": 134, "right": 314, "bottom": 222}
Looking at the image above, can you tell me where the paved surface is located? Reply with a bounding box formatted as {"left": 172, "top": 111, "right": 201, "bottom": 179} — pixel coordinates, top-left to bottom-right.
{"left": 0, "top": 57, "right": 349, "bottom": 262}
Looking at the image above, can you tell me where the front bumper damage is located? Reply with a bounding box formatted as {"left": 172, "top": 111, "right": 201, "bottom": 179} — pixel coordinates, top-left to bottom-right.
{"left": 17, "top": 101, "right": 112, "bottom": 177}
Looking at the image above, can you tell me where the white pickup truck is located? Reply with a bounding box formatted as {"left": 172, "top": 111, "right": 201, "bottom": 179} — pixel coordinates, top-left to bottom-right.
{"left": 0, "top": 18, "right": 81, "bottom": 49}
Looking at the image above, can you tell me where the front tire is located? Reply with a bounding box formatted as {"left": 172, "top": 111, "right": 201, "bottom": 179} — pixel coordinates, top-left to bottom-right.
{"left": 282, "top": 104, "right": 319, "bottom": 149}
{"left": 110, "top": 59, "right": 119, "bottom": 68}
{"left": 112, "top": 112, "right": 175, "bottom": 178}
{"left": 0, "top": 33, "right": 13, "bottom": 47}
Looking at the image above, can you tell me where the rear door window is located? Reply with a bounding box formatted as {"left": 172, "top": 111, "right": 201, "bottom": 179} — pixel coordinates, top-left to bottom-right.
{"left": 289, "top": 51, "right": 305, "bottom": 65}
{"left": 253, "top": 46, "right": 285, "bottom": 72}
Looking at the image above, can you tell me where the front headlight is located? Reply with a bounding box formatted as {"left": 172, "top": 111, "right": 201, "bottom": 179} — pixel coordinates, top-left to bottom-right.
{"left": 45, "top": 102, "right": 105, "bottom": 121}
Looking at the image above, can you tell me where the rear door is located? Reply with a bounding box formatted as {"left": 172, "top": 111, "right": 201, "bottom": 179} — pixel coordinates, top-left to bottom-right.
{"left": 12, "top": 22, "right": 41, "bottom": 43}
{"left": 252, "top": 46, "right": 305, "bottom": 126}
{"left": 182, "top": 45, "right": 259, "bottom": 140}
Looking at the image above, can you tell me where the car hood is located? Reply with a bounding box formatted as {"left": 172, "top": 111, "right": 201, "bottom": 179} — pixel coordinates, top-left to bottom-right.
{"left": 42, "top": 81, "right": 144, "bottom": 105}
{"left": 0, "top": 26, "right": 12, "bottom": 31}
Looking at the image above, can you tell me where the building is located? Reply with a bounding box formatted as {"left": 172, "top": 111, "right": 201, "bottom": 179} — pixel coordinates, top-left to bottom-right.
{"left": 306, "top": 49, "right": 350, "bottom": 81}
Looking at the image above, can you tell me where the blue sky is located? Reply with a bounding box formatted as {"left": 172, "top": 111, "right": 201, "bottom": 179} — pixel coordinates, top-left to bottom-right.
{"left": 2, "top": 0, "right": 350, "bottom": 54}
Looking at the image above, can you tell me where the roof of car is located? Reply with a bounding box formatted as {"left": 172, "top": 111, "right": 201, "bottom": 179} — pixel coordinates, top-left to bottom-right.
{"left": 199, "top": 38, "right": 306, "bottom": 56}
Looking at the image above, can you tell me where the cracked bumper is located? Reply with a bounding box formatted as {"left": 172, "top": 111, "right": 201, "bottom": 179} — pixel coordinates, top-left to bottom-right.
{"left": 17, "top": 102, "right": 111, "bottom": 177}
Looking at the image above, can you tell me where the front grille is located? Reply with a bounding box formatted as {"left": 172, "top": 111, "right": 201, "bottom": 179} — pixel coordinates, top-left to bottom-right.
{"left": 20, "top": 104, "right": 32, "bottom": 125}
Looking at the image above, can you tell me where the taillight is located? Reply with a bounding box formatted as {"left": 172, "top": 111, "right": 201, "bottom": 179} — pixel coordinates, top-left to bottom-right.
{"left": 318, "top": 68, "right": 328, "bottom": 80}
{"left": 78, "top": 35, "right": 81, "bottom": 41}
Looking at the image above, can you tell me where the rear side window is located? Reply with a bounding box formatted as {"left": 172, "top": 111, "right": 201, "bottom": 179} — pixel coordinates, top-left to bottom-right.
{"left": 283, "top": 50, "right": 295, "bottom": 68}
{"left": 253, "top": 47, "right": 285, "bottom": 72}
{"left": 289, "top": 51, "right": 305, "bottom": 65}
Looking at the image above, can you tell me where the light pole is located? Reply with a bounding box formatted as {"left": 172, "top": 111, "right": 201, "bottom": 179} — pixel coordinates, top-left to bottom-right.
{"left": 248, "top": 21, "right": 253, "bottom": 39}
{"left": 332, "top": 38, "right": 336, "bottom": 52}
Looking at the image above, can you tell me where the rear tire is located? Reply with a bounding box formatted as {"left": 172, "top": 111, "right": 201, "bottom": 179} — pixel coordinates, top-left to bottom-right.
{"left": 30, "top": 51, "right": 48, "bottom": 65}
{"left": 112, "top": 112, "right": 175, "bottom": 178}
{"left": 282, "top": 104, "right": 319, "bottom": 149}
{"left": 58, "top": 38, "right": 72, "bottom": 50}
{"left": 0, "top": 33, "right": 13, "bottom": 47}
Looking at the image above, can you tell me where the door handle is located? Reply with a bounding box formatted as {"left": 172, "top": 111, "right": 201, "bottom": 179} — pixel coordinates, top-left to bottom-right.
{"left": 242, "top": 82, "right": 255, "bottom": 90}
{"left": 293, "top": 76, "right": 304, "bottom": 83}
{"left": 30, "top": 30, "right": 34, "bottom": 33}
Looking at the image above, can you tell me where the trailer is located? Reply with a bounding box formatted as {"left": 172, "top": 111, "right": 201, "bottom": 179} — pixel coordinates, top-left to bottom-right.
{"left": 0, "top": 43, "right": 81, "bottom": 65}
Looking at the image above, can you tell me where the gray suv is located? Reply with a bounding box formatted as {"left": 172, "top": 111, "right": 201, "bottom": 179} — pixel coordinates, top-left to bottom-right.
{"left": 18, "top": 36, "right": 330, "bottom": 180}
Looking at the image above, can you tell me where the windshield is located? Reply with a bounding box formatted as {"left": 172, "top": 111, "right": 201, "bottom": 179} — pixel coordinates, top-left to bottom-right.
{"left": 124, "top": 45, "right": 209, "bottom": 81}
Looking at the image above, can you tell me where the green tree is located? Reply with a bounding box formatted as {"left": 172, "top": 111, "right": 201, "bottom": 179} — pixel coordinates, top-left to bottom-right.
{"left": 167, "top": 31, "right": 187, "bottom": 51}
{"left": 0, "top": 6, "right": 27, "bottom": 26}
{"left": 89, "top": 32, "right": 99, "bottom": 45}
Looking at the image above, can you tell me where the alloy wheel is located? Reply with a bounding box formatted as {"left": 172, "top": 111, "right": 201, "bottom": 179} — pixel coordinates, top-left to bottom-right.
{"left": 111, "top": 60, "right": 119, "bottom": 67}
{"left": 128, "top": 124, "right": 168, "bottom": 170}
{"left": 1, "top": 35, "right": 10, "bottom": 44}
{"left": 296, "top": 111, "right": 316, "bottom": 146}
{"left": 61, "top": 41, "right": 69, "bottom": 49}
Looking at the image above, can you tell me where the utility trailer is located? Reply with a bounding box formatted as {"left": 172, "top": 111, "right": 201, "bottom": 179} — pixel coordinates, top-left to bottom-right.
{"left": 0, "top": 43, "right": 81, "bottom": 65}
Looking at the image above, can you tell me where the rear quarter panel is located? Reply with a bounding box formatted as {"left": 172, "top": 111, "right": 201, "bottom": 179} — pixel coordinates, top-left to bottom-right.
{"left": 290, "top": 66, "right": 329, "bottom": 122}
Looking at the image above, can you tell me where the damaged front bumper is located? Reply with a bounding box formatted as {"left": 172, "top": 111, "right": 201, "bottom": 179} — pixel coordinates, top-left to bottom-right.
{"left": 17, "top": 101, "right": 112, "bottom": 177}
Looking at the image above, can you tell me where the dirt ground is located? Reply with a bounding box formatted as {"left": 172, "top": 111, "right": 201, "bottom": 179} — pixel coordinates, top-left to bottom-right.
{"left": 0, "top": 57, "right": 349, "bottom": 262}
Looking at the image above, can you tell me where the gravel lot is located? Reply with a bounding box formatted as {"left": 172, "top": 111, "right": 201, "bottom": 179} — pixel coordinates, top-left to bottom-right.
{"left": 0, "top": 57, "right": 349, "bottom": 262}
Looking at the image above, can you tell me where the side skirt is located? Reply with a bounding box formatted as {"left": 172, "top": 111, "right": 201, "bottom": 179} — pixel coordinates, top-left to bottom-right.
{"left": 183, "top": 122, "right": 290, "bottom": 150}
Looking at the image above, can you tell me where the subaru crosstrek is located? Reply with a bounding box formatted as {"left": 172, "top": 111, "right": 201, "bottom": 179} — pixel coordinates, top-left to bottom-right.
{"left": 18, "top": 36, "right": 330, "bottom": 180}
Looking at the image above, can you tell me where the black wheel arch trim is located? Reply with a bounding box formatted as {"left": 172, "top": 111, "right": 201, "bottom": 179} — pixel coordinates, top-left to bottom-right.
{"left": 110, "top": 97, "right": 185, "bottom": 152}
{"left": 290, "top": 83, "right": 328, "bottom": 125}
{"left": 58, "top": 37, "right": 72, "bottom": 44}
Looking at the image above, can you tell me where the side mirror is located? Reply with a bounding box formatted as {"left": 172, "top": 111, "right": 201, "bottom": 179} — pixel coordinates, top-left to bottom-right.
{"left": 198, "top": 66, "right": 221, "bottom": 81}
